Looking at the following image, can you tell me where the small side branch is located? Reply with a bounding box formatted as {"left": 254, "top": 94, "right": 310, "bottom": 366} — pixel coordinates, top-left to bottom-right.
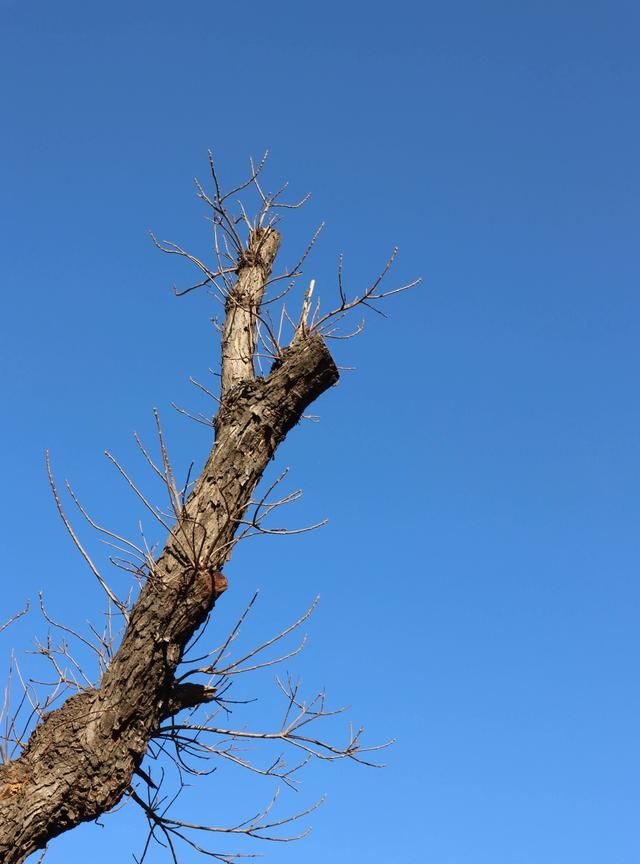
{"left": 46, "top": 452, "right": 129, "bottom": 620}
{"left": 0, "top": 603, "right": 29, "bottom": 638}
{"left": 313, "top": 247, "right": 421, "bottom": 336}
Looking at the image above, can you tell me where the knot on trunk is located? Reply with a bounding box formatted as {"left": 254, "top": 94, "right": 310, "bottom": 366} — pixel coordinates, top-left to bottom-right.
{"left": 191, "top": 566, "right": 228, "bottom": 609}
{"left": 162, "top": 682, "right": 218, "bottom": 719}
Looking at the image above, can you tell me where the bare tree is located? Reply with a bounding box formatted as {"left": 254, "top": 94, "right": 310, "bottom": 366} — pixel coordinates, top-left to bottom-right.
{"left": 0, "top": 153, "right": 418, "bottom": 864}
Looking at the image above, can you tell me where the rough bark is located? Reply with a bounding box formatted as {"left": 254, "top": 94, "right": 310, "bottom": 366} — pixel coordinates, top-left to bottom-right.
{"left": 0, "top": 228, "right": 339, "bottom": 863}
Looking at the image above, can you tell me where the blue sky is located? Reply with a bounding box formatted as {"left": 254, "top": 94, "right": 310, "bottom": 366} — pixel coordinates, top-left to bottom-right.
{"left": 1, "top": 1, "right": 639, "bottom": 862}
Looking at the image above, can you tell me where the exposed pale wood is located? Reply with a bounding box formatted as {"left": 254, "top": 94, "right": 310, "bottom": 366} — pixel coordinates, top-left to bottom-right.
{"left": 220, "top": 226, "right": 280, "bottom": 395}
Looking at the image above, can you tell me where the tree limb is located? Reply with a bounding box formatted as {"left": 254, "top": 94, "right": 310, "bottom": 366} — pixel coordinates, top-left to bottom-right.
{"left": 0, "top": 221, "right": 338, "bottom": 864}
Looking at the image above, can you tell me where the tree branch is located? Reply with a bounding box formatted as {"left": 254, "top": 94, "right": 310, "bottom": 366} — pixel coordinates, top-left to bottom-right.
{"left": 0, "top": 151, "right": 414, "bottom": 863}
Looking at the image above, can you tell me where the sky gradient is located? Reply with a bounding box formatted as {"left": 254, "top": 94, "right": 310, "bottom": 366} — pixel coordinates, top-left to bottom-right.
{"left": 1, "top": 1, "right": 639, "bottom": 862}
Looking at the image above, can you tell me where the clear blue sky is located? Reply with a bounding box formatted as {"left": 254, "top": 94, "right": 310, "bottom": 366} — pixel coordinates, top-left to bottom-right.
{"left": 1, "top": 1, "right": 639, "bottom": 862}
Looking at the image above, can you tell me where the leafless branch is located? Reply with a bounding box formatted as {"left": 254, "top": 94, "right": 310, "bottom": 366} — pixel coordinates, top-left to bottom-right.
{"left": 313, "top": 247, "right": 421, "bottom": 335}
{"left": 46, "top": 452, "right": 129, "bottom": 619}
{"left": 0, "top": 603, "right": 29, "bottom": 637}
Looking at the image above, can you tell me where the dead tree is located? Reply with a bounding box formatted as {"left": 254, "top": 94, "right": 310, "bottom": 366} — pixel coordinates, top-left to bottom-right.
{"left": 0, "top": 153, "right": 418, "bottom": 864}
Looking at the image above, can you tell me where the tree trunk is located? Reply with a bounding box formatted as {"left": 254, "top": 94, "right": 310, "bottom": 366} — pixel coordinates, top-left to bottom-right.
{"left": 0, "top": 220, "right": 339, "bottom": 862}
